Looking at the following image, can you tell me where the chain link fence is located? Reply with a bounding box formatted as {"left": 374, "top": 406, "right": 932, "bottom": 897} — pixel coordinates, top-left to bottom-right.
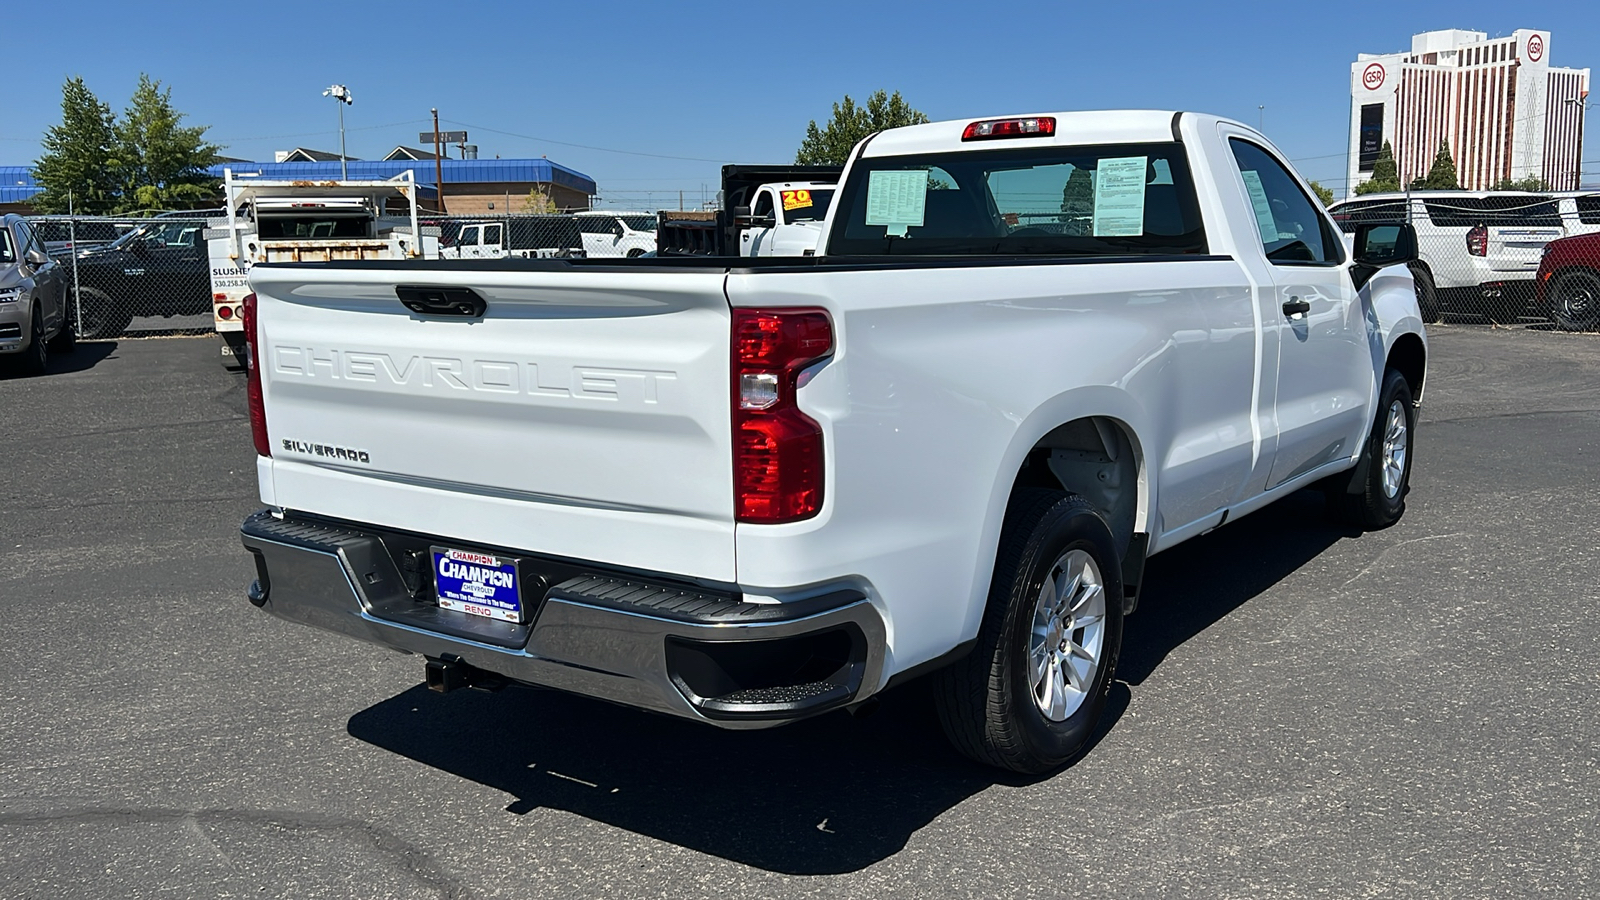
{"left": 27, "top": 211, "right": 666, "bottom": 341}
{"left": 1330, "top": 193, "right": 1600, "bottom": 331}
{"left": 31, "top": 214, "right": 217, "bottom": 340}
{"left": 33, "top": 197, "right": 1600, "bottom": 341}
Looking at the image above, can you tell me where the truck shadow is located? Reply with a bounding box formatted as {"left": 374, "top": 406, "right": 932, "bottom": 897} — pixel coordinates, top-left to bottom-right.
{"left": 346, "top": 490, "right": 1346, "bottom": 874}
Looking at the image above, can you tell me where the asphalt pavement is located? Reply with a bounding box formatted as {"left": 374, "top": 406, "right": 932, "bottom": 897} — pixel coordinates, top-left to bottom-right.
{"left": 1, "top": 327, "right": 1596, "bottom": 898}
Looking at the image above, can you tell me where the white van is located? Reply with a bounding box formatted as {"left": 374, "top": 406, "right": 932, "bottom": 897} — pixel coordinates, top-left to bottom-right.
{"left": 1330, "top": 191, "right": 1600, "bottom": 322}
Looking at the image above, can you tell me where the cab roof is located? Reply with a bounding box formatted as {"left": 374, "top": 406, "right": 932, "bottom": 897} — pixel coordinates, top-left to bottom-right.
{"left": 861, "top": 110, "right": 1188, "bottom": 158}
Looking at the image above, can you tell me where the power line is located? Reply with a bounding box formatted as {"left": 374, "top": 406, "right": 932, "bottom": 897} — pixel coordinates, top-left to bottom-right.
{"left": 443, "top": 119, "right": 734, "bottom": 164}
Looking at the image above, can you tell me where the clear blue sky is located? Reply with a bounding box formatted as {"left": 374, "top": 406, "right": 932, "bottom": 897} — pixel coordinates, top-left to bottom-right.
{"left": 3, "top": 0, "right": 1594, "bottom": 207}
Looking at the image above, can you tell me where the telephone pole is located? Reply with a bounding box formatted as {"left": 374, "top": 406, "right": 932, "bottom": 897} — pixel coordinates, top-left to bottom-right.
{"left": 431, "top": 108, "right": 447, "bottom": 214}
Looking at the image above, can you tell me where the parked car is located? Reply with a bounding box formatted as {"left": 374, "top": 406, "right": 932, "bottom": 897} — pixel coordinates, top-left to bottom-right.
{"left": 1329, "top": 191, "right": 1600, "bottom": 323}
{"left": 72, "top": 212, "right": 214, "bottom": 338}
{"left": 438, "top": 216, "right": 586, "bottom": 260}
{"left": 28, "top": 217, "right": 135, "bottom": 258}
{"left": 574, "top": 212, "right": 658, "bottom": 258}
{"left": 0, "top": 214, "right": 73, "bottom": 374}
{"left": 1535, "top": 231, "right": 1600, "bottom": 331}
{"left": 238, "top": 110, "right": 1427, "bottom": 773}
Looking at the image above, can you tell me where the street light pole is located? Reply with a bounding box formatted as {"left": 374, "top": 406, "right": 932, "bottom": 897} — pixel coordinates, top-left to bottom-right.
{"left": 322, "top": 85, "right": 354, "bottom": 180}
{"left": 1566, "top": 97, "right": 1590, "bottom": 190}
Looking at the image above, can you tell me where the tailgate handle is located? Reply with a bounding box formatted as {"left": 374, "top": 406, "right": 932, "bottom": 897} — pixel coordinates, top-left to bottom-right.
{"left": 396, "top": 285, "right": 487, "bottom": 318}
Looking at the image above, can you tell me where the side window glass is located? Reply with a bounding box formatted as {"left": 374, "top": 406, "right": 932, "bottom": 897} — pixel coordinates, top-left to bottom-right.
{"left": 1229, "top": 139, "right": 1339, "bottom": 264}
{"left": 752, "top": 192, "right": 775, "bottom": 219}
{"left": 17, "top": 221, "right": 40, "bottom": 257}
{"left": 483, "top": 224, "right": 502, "bottom": 245}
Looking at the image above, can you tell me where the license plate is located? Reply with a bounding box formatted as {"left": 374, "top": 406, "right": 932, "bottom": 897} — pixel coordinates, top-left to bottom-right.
{"left": 431, "top": 547, "right": 525, "bottom": 623}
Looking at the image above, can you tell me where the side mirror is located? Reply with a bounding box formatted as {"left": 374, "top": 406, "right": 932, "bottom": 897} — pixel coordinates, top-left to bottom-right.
{"left": 1350, "top": 222, "right": 1419, "bottom": 290}
{"left": 735, "top": 213, "right": 777, "bottom": 229}
{"left": 25, "top": 248, "right": 49, "bottom": 267}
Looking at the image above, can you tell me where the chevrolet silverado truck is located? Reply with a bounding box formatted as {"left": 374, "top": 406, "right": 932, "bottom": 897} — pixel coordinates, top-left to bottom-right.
{"left": 238, "top": 111, "right": 1428, "bottom": 773}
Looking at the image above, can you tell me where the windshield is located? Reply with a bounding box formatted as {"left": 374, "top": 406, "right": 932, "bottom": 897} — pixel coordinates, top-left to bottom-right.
{"left": 780, "top": 189, "right": 835, "bottom": 224}
{"left": 0, "top": 228, "right": 12, "bottom": 263}
{"left": 103, "top": 220, "right": 204, "bottom": 250}
{"left": 827, "top": 143, "right": 1206, "bottom": 257}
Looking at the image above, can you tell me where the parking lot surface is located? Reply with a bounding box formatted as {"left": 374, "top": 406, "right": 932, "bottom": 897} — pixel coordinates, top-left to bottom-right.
{"left": 2, "top": 328, "right": 1597, "bottom": 899}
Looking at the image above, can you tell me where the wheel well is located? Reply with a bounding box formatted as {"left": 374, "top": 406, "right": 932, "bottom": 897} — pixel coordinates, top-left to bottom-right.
{"left": 1387, "top": 333, "right": 1426, "bottom": 403}
{"left": 1011, "top": 417, "right": 1141, "bottom": 558}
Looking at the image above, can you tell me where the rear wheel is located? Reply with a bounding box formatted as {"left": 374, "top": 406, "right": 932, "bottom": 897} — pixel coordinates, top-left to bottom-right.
{"left": 1327, "top": 367, "right": 1414, "bottom": 530}
{"left": 934, "top": 490, "right": 1124, "bottom": 773}
{"left": 1548, "top": 270, "right": 1600, "bottom": 332}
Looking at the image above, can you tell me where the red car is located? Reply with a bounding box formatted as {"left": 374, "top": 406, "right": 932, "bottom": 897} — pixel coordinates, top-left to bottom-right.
{"left": 1537, "top": 232, "right": 1600, "bottom": 331}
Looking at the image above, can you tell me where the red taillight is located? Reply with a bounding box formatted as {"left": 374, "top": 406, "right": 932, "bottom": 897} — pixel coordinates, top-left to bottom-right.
{"left": 732, "top": 308, "right": 832, "bottom": 523}
{"left": 217, "top": 305, "right": 233, "bottom": 320}
{"left": 962, "top": 117, "right": 1056, "bottom": 141}
{"left": 1466, "top": 224, "right": 1488, "bottom": 257}
{"left": 242, "top": 292, "right": 271, "bottom": 457}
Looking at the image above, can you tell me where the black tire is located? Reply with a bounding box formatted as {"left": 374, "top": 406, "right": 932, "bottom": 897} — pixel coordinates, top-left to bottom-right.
{"left": 626, "top": 248, "right": 646, "bottom": 258}
{"left": 77, "top": 288, "right": 132, "bottom": 340}
{"left": 47, "top": 309, "right": 76, "bottom": 353}
{"left": 934, "top": 489, "right": 1124, "bottom": 773}
{"left": 1409, "top": 263, "right": 1440, "bottom": 324}
{"left": 17, "top": 304, "right": 48, "bottom": 376}
{"left": 1327, "top": 368, "right": 1415, "bottom": 530}
{"left": 1548, "top": 270, "right": 1600, "bottom": 332}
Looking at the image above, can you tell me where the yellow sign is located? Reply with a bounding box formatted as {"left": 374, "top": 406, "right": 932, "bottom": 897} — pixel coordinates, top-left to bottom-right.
{"left": 781, "top": 189, "right": 813, "bottom": 211}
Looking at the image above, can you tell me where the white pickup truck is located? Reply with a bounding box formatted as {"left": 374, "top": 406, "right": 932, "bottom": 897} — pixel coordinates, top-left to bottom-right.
{"left": 238, "top": 111, "right": 1428, "bottom": 772}
{"left": 735, "top": 182, "right": 835, "bottom": 256}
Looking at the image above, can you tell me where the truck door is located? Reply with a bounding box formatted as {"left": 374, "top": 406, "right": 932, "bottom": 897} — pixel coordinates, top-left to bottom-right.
{"left": 143, "top": 221, "right": 210, "bottom": 316}
{"left": 1226, "top": 137, "right": 1373, "bottom": 490}
{"left": 741, "top": 190, "right": 777, "bottom": 256}
{"left": 480, "top": 223, "right": 505, "bottom": 259}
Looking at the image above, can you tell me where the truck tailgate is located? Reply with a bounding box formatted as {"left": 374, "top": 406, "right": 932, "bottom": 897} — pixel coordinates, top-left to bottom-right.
{"left": 250, "top": 265, "right": 736, "bottom": 582}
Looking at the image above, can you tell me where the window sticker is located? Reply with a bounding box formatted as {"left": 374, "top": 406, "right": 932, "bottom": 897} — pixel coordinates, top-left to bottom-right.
{"left": 1092, "top": 156, "right": 1148, "bottom": 237}
{"left": 781, "top": 189, "right": 814, "bottom": 212}
{"left": 1240, "top": 169, "right": 1278, "bottom": 243}
{"left": 865, "top": 169, "right": 929, "bottom": 229}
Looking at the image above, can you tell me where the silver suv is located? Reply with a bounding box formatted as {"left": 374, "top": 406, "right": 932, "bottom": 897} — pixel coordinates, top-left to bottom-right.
{"left": 0, "top": 213, "right": 72, "bottom": 375}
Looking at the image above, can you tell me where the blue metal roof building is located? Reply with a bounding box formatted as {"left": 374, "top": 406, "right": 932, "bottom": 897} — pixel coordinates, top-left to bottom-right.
{"left": 0, "top": 157, "right": 597, "bottom": 213}
{"left": 0, "top": 167, "right": 40, "bottom": 206}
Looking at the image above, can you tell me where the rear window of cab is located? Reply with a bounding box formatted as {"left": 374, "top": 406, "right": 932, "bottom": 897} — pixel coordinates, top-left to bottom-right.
{"left": 827, "top": 141, "right": 1207, "bottom": 257}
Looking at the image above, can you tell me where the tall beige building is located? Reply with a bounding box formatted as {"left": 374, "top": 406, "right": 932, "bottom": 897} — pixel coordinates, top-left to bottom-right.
{"left": 1347, "top": 29, "right": 1589, "bottom": 192}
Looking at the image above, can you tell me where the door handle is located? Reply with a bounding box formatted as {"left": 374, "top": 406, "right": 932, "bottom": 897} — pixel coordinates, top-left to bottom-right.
{"left": 1282, "top": 297, "right": 1311, "bottom": 318}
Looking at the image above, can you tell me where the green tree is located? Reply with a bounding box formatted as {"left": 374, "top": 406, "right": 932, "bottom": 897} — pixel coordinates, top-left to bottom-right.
{"left": 796, "top": 90, "right": 929, "bottom": 165}
{"left": 1354, "top": 140, "right": 1400, "bottom": 195}
{"left": 1060, "top": 167, "right": 1094, "bottom": 235}
{"left": 1489, "top": 175, "right": 1553, "bottom": 191}
{"left": 1416, "top": 140, "right": 1460, "bottom": 190}
{"left": 1307, "top": 180, "right": 1336, "bottom": 206}
{"left": 522, "top": 185, "right": 558, "bottom": 214}
{"left": 112, "top": 74, "right": 220, "bottom": 212}
{"left": 30, "top": 77, "right": 119, "bottom": 214}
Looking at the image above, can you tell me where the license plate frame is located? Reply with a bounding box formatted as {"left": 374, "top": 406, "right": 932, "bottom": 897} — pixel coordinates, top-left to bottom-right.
{"left": 430, "top": 546, "right": 526, "bottom": 624}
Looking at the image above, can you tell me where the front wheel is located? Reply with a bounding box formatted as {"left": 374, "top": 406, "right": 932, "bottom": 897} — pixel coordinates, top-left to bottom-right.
{"left": 1327, "top": 368, "right": 1415, "bottom": 530}
{"left": 1409, "top": 263, "right": 1440, "bottom": 324}
{"left": 77, "top": 288, "right": 132, "bottom": 340}
{"left": 934, "top": 490, "right": 1124, "bottom": 773}
{"left": 1548, "top": 270, "right": 1600, "bottom": 332}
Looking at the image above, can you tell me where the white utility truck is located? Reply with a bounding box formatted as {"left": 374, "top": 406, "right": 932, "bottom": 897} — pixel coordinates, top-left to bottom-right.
{"left": 209, "top": 170, "right": 437, "bottom": 367}
{"left": 734, "top": 182, "right": 836, "bottom": 256}
{"left": 238, "top": 111, "right": 1428, "bottom": 772}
